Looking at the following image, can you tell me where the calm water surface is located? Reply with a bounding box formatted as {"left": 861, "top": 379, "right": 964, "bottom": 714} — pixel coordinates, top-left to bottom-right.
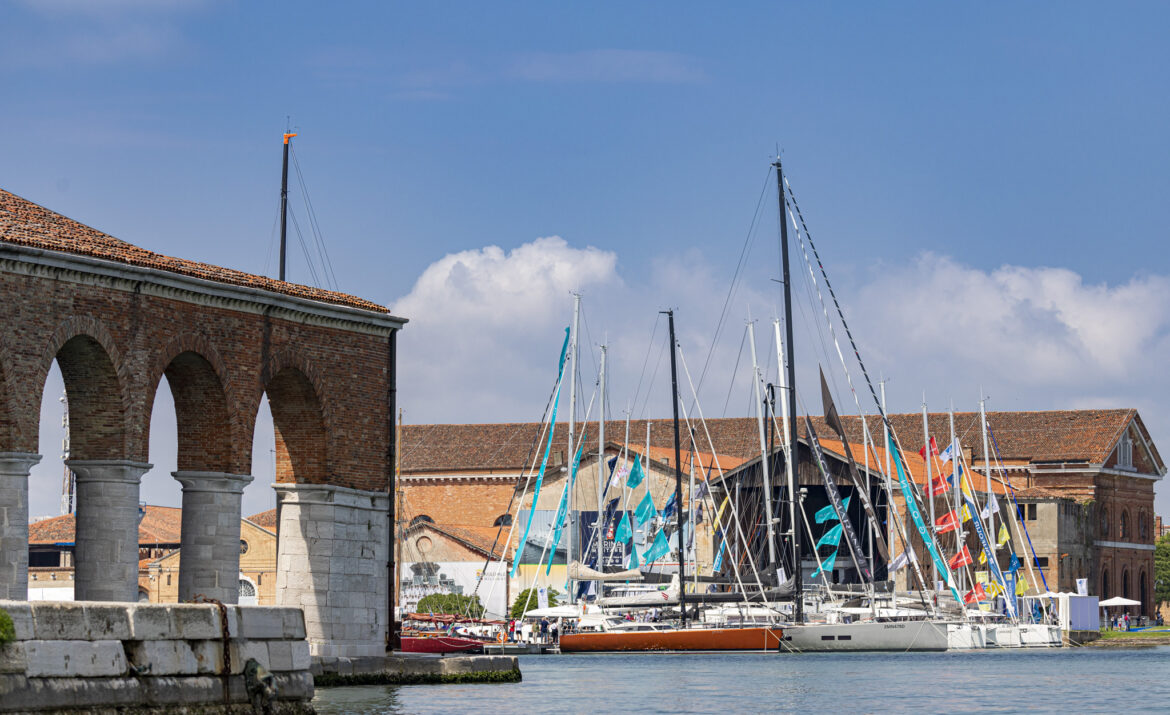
{"left": 312, "top": 646, "right": 1170, "bottom": 714}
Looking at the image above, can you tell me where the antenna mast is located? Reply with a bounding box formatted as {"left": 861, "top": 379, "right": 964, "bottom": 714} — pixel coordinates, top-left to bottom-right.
{"left": 279, "top": 131, "right": 297, "bottom": 281}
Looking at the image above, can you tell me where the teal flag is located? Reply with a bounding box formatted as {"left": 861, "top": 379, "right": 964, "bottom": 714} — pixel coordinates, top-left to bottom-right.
{"left": 615, "top": 512, "right": 632, "bottom": 543}
{"left": 510, "top": 327, "right": 571, "bottom": 580}
{"left": 811, "top": 550, "right": 837, "bottom": 579}
{"left": 816, "top": 523, "right": 843, "bottom": 550}
{"left": 626, "top": 457, "right": 646, "bottom": 489}
{"left": 627, "top": 543, "right": 640, "bottom": 569}
{"left": 546, "top": 442, "right": 585, "bottom": 575}
{"left": 634, "top": 491, "right": 656, "bottom": 526}
{"left": 1009, "top": 553, "right": 1022, "bottom": 574}
{"left": 814, "top": 496, "right": 850, "bottom": 524}
{"left": 643, "top": 529, "right": 670, "bottom": 563}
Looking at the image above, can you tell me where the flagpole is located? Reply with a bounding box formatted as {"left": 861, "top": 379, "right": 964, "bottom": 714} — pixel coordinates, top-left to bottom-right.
{"left": 596, "top": 343, "right": 607, "bottom": 598}
{"left": 864, "top": 420, "right": 873, "bottom": 580}
{"left": 949, "top": 403, "right": 962, "bottom": 596}
{"left": 567, "top": 293, "right": 580, "bottom": 605}
{"left": 664, "top": 310, "right": 687, "bottom": 629}
{"left": 748, "top": 319, "right": 778, "bottom": 568}
{"left": 981, "top": 389, "right": 993, "bottom": 549}
{"left": 922, "top": 396, "right": 936, "bottom": 590}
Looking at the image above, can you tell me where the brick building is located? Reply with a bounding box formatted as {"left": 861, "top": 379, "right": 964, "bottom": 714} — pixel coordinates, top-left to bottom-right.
{"left": 0, "top": 187, "right": 404, "bottom": 659}
{"left": 399, "top": 409, "right": 1163, "bottom": 616}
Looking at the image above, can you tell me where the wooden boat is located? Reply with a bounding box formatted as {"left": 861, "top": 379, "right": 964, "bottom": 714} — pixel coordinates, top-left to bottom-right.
{"left": 559, "top": 625, "right": 783, "bottom": 652}
{"left": 399, "top": 634, "right": 486, "bottom": 654}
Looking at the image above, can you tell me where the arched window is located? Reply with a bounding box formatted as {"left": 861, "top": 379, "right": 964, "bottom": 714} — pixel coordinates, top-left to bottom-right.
{"left": 1101, "top": 569, "right": 1110, "bottom": 599}
{"left": 1139, "top": 511, "right": 1148, "bottom": 542}
{"left": 1140, "top": 570, "right": 1148, "bottom": 616}
{"left": 137, "top": 589, "right": 151, "bottom": 603}
{"left": 1120, "top": 510, "right": 1130, "bottom": 540}
{"left": 1100, "top": 508, "right": 1110, "bottom": 539}
{"left": 239, "top": 579, "right": 257, "bottom": 597}
{"left": 410, "top": 515, "right": 435, "bottom": 527}
{"left": 1122, "top": 569, "right": 1131, "bottom": 600}
{"left": 493, "top": 514, "right": 513, "bottom": 527}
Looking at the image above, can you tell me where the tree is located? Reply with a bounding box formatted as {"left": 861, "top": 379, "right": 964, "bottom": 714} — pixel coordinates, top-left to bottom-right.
{"left": 414, "top": 593, "right": 484, "bottom": 619}
{"left": 1156, "top": 532, "right": 1170, "bottom": 611}
{"left": 510, "top": 587, "right": 559, "bottom": 619}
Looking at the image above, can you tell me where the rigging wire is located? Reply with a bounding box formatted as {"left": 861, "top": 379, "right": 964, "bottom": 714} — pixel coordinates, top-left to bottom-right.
{"left": 290, "top": 146, "right": 340, "bottom": 291}
{"left": 720, "top": 325, "right": 750, "bottom": 417}
{"left": 629, "top": 313, "right": 662, "bottom": 415}
{"left": 287, "top": 208, "right": 323, "bottom": 288}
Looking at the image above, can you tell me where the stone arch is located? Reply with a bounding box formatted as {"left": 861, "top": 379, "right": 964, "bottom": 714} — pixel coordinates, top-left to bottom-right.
{"left": 494, "top": 514, "right": 513, "bottom": 527}
{"left": 39, "top": 317, "right": 130, "bottom": 460}
{"left": 410, "top": 515, "right": 434, "bottom": 527}
{"left": 148, "top": 335, "right": 235, "bottom": 473}
{"left": 259, "top": 352, "right": 329, "bottom": 484}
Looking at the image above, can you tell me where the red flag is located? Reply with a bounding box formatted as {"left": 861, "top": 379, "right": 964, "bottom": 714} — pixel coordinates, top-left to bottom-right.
{"left": 963, "top": 582, "right": 987, "bottom": 604}
{"left": 948, "top": 545, "right": 972, "bottom": 570}
{"left": 935, "top": 510, "right": 959, "bottom": 534}
{"left": 927, "top": 475, "right": 950, "bottom": 497}
{"left": 918, "top": 436, "right": 938, "bottom": 460}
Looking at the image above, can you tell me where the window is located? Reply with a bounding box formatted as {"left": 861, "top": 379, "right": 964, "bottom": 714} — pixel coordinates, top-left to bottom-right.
{"left": 138, "top": 590, "right": 150, "bottom": 603}
{"left": 1033, "top": 556, "right": 1049, "bottom": 568}
{"left": 1102, "top": 569, "right": 1110, "bottom": 599}
{"left": 239, "top": 579, "right": 257, "bottom": 598}
{"left": 240, "top": 539, "right": 249, "bottom": 555}
{"left": 1139, "top": 511, "right": 1148, "bottom": 541}
{"left": 1026, "top": 504, "right": 1037, "bottom": 521}
{"left": 1120, "top": 510, "right": 1130, "bottom": 540}
{"left": 1117, "top": 431, "right": 1134, "bottom": 469}
{"left": 1101, "top": 509, "right": 1110, "bottom": 538}
{"left": 166, "top": 574, "right": 171, "bottom": 586}
{"left": 410, "top": 515, "right": 435, "bottom": 527}
{"left": 493, "top": 514, "right": 513, "bottom": 527}
{"left": 1122, "top": 569, "right": 1131, "bottom": 599}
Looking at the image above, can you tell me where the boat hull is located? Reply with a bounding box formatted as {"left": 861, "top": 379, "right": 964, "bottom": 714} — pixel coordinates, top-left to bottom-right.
{"left": 784, "top": 621, "right": 948, "bottom": 652}
{"left": 559, "top": 626, "right": 783, "bottom": 652}
{"left": 400, "top": 636, "right": 486, "bottom": 654}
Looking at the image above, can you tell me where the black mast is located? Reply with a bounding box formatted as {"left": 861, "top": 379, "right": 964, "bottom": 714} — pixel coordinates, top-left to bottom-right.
{"left": 665, "top": 310, "right": 687, "bottom": 629}
{"left": 279, "top": 132, "right": 296, "bottom": 281}
{"left": 774, "top": 155, "right": 803, "bottom": 623}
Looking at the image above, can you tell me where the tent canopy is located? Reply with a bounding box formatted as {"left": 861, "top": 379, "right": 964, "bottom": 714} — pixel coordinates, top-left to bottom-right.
{"left": 522, "top": 605, "right": 582, "bottom": 618}
{"left": 1098, "top": 596, "right": 1141, "bottom": 607}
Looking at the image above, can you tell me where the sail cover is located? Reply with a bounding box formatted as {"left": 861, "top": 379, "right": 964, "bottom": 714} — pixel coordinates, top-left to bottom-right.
{"left": 567, "top": 561, "right": 644, "bottom": 582}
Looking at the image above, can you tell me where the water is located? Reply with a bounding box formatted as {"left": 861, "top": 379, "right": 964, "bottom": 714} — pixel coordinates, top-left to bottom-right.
{"left": 312, "top": 646, "right": 1170, "bottom": 714}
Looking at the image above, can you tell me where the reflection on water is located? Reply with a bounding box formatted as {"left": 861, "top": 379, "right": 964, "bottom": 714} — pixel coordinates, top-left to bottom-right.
{"left": 313, "top": 647, "right": 1170, "bottom": 714}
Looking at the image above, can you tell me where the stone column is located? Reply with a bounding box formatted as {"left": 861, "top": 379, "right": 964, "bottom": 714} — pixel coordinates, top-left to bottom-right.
{"left": 173, "top": 471, "right": 253, "bottom": 603}
{"left": 0, "top": 453, "right": 42, "bottom": 600}
{"left": 67, "top": 459, "right": 151, "bottom": 602}
{"left": 274, "top": 482, "right": 390, "bottom": 661}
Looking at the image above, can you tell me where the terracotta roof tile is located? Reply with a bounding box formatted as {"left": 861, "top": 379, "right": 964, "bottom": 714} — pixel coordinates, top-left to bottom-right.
{"left": 399, "top": 409, "right": 1153, "bottom": 474}
{"left": 29, "top": 505, "right": 182, "bottom": 545}
{"left": 0, "top": 188, "right": 387, "bottom": 314}
{"left": 246, "top": 509, "right": 277, "bottom": 530}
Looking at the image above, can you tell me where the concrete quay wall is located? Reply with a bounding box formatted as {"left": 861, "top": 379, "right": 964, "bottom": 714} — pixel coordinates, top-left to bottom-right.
{"left": 0, "top": 600, "right": 314, "bottom": 713}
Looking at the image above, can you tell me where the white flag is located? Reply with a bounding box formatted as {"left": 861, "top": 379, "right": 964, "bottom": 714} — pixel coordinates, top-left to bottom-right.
{"left": 890, "top": 551, "right": 909, "bottom": 572}
{"left": 938, "top": 441, "right": 955, "bottom": 465}
{"left": 979, "top": 495, "right": 1001, "bottom": 520}
{"left": 537, "top": 586, "right": 549, "bottom": 610}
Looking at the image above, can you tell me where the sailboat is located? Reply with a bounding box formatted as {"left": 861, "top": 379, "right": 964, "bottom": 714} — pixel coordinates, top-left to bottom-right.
{"left": 559, "top": 311, "right": 785, "bottom": 652}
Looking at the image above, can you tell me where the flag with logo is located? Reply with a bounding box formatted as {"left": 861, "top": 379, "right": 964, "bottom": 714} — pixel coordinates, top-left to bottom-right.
{"left": 978, "top": 549, "right": 988, "bottom": 565}
{"left": 816, "top": 523, "right": 844, "bottom": 550}
{"left": 1008, "top": 553, "right": 1022, "bottom": 574}
{"left": 643, "top": 528, "right": 670, "bottom": 563}
{"left": 939, "top": 441, "right": 955, "bottom": 465}
{"left": 927, "top": 475, "right": 950, "bottom": 497}
{"left": 948, "top": 545, "right": 973, "bottom": 570}
{"left": 1015, "top": 575, "right": 1028, "bottom": 595}
{"left": 815, "top": 496, "right": 850, "bottom": 524}
{"left": 980, "top": 495, "right": 1001, "bottom": 520}
{"left": 811, "top": 549, "right": 837, "bottom": 579}
{"left": 918, "top": 436, "right": 938, "bottom": 460}
{"left": 960, "top": 503, "right": 973, "bottom": 523}
{"left": 627, "top": 543, "right": 640, "bottom": 569}
{"left": 615, "top": 512, "right": 632, "bottom": 543}
{"left": 997, "top": 523, "right": 1011, "bottom": 547}
{"left": 935, "top": 510, "right": 960, "bottom": 534}
{"left": 635, "top": 491, "right": 656, "bottom": 526}
{"left": 963, "top": 582, "right": 987, "bottom": 604}
{"left": 626, "top": 456, "right": 646, "bottom": 489}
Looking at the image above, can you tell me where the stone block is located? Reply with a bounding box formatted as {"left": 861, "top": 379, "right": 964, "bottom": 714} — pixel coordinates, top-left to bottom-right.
{"left": 0, "top": 642, "right": 26, "bottom": 674}
{"left": 140, "top": 675, "right": 245, "bottom": 707}
{"left": 169, "top": 604, "right": 223, "bottom": 640}
{"left": 24, "top": 639, "right": 127, "bottom": 677}
{"left": 227, "top": 639, "right": 269, "bottom": 674}
{"left": 127, "top": 604, "right": 171, "bottom": 640}
{"left": 238, "top": 606, "right": 285, "bottom": 639}
{"left": 83, "top": 603, "right": 131, "bottom": 639}
{"left": 0, "top": 673, "right": 27, "bottom": 698}
{"left": 30, "top": 602, "right": 87, "bottom": 640}
{"left": 125, "top": 639, "right": 198, "bottom": 676}
{"left": 0, "top": 602, "right": 33, "bottom": 640}
{"left": 290, "top": 640, "right": 311, "bottom": 671}
{"left": 266, "top": 640, "right": 294, "bottom": 671}
{"left": 190, "top": 639, "right": 224, "bottom": 674}
{"left": 274, "top": 671, "right": 315, "bottom": 701}
{"left": 282, "top": 608, "right": 307, "bottom": 639}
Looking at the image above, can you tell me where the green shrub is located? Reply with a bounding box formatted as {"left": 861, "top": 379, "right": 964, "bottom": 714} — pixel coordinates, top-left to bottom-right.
{"left": 510, "top": 587, "right": 559, "bottom": 618}
{"left": 0, "top": 609, "right": 14, "bottom": 647}
{"left": 414, "top": 593, "right": 485, "bottom": 618}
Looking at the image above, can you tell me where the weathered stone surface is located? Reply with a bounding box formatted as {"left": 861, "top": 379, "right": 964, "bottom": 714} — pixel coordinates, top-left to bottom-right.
{"left": 0, "top": 602, "right": 33, "bottom": 640}
{"left": 0, "top": 643, "right": 26, "bottom": 674}
{"left": 29, "top": 602, "right": 86, "bottom": 640}
{"left": 127, "top": 603, "right": 171, "bottom": 640}
{"left": 228, "top": 639, "right": 269, "bottom": 674}
{"left": 170, "top": 603, "right": 224, "bottom": 640}
{"left": 24, "top": 639, "right": 127, "bottom": 677}
{"left": 82, "top": 602, "right": 132, "bottom": 639}
{"left": 282, "top": 608, "right": 307, "bottom": 640}
{"left": 190, "top": 639, "right": 225, "bottom": 674}
{"left": 125, "top": 639, "right": 198, "bottom": 676}
{"left": 238, "top": 606, "right": 285, "bottom": 639}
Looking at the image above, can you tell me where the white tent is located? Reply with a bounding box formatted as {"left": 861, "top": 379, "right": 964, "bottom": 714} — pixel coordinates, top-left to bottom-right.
{"left": 1098, "top": 596, "right": 1141, "bottom": 607}
{"left": 522, "top": 605, "right": 583, "bottom": 618}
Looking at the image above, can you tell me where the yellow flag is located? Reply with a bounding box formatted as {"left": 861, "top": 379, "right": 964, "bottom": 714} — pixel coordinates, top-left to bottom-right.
{"left": 997, "top": 523, "right": 1010, "bottom": 547}
{"left": 978, "top": 549, "right": 987, "bottom": 565}
{"left": 1016, "top": 577, "right": 1028, "bottom": 595}
{"left": 960, "top": 504, "right": 972, "bottom": 522}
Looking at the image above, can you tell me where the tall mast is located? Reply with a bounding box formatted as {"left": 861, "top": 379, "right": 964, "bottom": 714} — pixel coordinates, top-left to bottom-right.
{"left": 881, "top": 380, "right": 891, "bottom": 563}
{"left": 773, "top": 154, "right": 802, "bottom": 623}
{"left": 665, "top": 310, "right": 687, "bottom": 629}
{"left": 949, "top": 403, "right": 962, "bottom": 594}
{"left": 279, "top": 132, "right": 296, "bottom": 281}
{"left": 981, "top": 389, "right": 993, "bottom": 541}
{"left": 748, "top": 320, "right": 778, "bottom": 567}
{"left": 596, "top": 343, "right": 607, "bottom": 591}
{"left": 773, "top": 320, "right": 798, "bottom": 594}
{"left": 922, "top": 397, "right": 936, "bottom": 589}
{"left": 567, "top": 293, "right": 580, "bottom": 604}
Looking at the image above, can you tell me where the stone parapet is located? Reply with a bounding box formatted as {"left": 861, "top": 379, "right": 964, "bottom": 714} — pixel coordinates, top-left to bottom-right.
{"left": 0, "top": 600, "right": 313, "bottom": 712}
{"left": 274, "top": 482, "right": 390, "bottom": 661}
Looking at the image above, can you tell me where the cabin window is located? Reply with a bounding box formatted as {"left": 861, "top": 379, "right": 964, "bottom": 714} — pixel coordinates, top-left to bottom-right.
{"left": 821, "top": 635, "right": 835, "bottom": 641}
{"left": 838, "top": 635, "right": 852, "bottom": 641}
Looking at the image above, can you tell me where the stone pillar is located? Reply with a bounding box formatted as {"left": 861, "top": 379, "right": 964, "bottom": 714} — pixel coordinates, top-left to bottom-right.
{"left": 67, "top": 459, "right": 151, "bottom": 602}
{"left": 274, "top": 482, "right": 389, "bottom": 661}
{"left": 172, "top": 471, "right": 253, "bottom": 603}
{"left": 0, "top": 453, "right": 42, "bottom": 600}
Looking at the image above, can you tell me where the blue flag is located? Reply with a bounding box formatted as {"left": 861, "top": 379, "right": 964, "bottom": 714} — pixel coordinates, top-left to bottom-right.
{"left": 811, "top": 550, "right": 837, "bottom": 579}
{"left": 1009, "top": 553, "right": 1022, "bottom": 574}
{"left": 626, "top": 457, "right": 646, "bottom": 489}
{"left": 635, "top": 491, "right": 656, "bottom": 526}
{"left": 643, "top": 529, "right": 670, "bottom": 563}
{"left": 816, "top": 523, "right": 843, "bottom": 550}
{"left": 814, "top": 495, "right": 850, "bottom": 524}
{"left": 615, "top": 512, "right": 632, "bottom": 543}
{"left": 545, "top": 443, "right": 585, "bottom": 574}
{"left": 627, "top": 542, "right": 640, "bottom": 569}
{"left": 662, "top": 491, "right": 678, "bottom": 520}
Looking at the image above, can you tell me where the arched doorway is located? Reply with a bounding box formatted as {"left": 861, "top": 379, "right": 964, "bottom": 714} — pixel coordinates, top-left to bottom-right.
{"left": 238, "top": 575, "right": 258, "bottom": 606}
{"left": 1139, "top": 570, "right": 1148, "bottom": 619}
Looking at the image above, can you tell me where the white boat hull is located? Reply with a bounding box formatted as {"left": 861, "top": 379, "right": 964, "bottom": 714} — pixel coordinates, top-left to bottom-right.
{"left": 947, "top": 622, "right": 1063, "bottom": 649}
{"left": 783, "top": 620, "right": 948, "bottom": 652}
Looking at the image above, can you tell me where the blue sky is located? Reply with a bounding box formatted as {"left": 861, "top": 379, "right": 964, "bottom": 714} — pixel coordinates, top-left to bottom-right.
{"left": 3, "top": 1, "right": 1169, "bottom": 517}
